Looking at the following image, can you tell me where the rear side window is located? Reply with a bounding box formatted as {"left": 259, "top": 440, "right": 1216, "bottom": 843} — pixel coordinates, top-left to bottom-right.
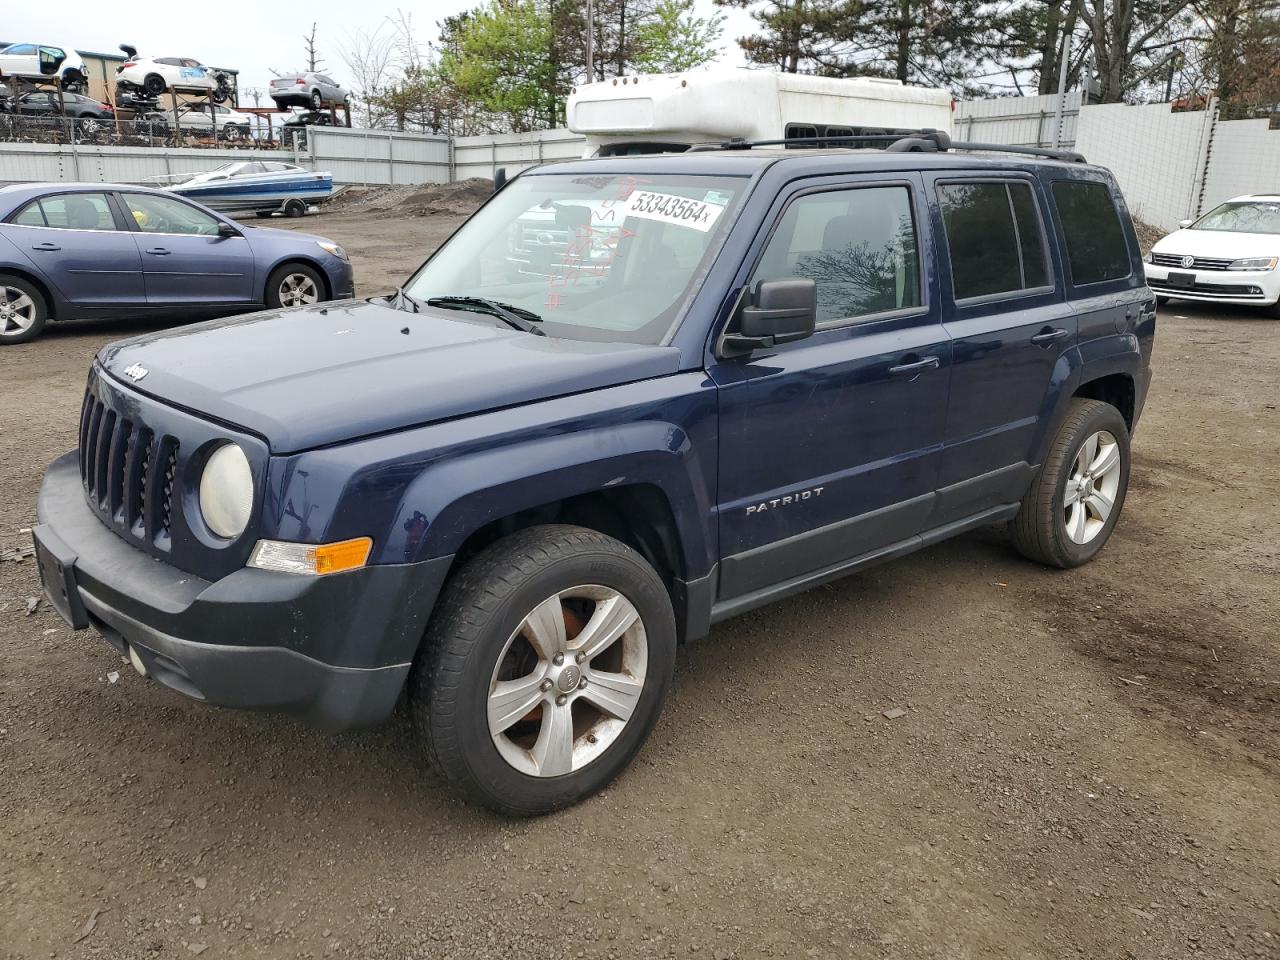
{"left": 1052, "top": 180, "right": 1131, "bottom": 285}
{"left": 937, "top": 181, "right": 1049, "bottom": 300}
{"left": 751, "top": 185, "right": 921, "bottom": 324}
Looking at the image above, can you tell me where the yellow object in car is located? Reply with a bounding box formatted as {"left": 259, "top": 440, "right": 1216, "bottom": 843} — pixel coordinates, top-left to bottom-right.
{"left": 131, "top": 209, "right": 149, "bottom": 227}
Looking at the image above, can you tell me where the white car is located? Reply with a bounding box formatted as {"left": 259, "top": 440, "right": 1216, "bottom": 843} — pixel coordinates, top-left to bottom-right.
{"left": 116, "top": 55, "right": 232, "bottom": 102}
{"left": 0, "top": 42, "right": 87, "bottom": 91}
{"left": 1145, "top": 195, "right": 1280, "bottom": 316}
{"left": 173, "top": 102, "right": 267, "bottom": 140}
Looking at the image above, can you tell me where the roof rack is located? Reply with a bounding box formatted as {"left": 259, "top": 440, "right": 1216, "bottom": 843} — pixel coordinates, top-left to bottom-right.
{"left": 689, "top": 129, "right": 1086, "bottom": 164}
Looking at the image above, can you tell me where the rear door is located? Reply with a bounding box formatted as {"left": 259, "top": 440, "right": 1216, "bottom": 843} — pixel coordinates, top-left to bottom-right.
{"left": 924, "top": 172, "right": 1078, "bottom": 525}
{"left": 6, "top": 191, "right": 145, "bottom": 308}
{"left": 116, "top": 192, "right": 256, "bottom": 305}
{"left": 709, "top": 173, "right": 953, "bottom": 601}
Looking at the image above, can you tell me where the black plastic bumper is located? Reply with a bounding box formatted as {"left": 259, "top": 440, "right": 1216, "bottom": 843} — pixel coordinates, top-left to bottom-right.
{"left": 34, "top": 452, "right": 452, "bottom": 730}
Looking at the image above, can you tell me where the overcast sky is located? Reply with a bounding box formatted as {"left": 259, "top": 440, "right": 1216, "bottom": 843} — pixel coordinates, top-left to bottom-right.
{"left": 4, "top": 1, "right": 753, "bottom": 101}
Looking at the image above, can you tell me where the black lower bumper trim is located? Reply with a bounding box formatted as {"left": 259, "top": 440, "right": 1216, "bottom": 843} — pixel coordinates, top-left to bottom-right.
{"left": 79, "top": 588, "right": 410, "bottom": 730}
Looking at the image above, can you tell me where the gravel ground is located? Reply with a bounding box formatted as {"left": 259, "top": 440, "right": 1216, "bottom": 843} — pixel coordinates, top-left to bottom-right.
{"left": 1, "top": 208, "right": 1278, "bottom": 960}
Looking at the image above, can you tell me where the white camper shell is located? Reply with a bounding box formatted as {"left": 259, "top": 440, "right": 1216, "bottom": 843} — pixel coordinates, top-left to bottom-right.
{"left": 566, "top": 69, "right": 954, "bottom": 156}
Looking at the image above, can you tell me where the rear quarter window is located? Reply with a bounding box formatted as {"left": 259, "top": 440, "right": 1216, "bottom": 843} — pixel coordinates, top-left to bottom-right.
{"left": 1052, "top": 180, "right": 1131, "bottom": 285}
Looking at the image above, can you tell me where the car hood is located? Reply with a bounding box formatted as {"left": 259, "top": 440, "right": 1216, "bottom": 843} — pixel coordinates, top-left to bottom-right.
{"left": 96, "top": 299, "right": 680, "bottom": 453}
{"left": 1151, "top": 228, "right": 1280, "bottom": 259}
{"left": 242, "top": 224, "right": 330, "bottom": 245}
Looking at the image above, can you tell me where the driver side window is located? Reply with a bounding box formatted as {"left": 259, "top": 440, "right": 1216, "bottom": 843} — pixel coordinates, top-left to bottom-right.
{"left": 750, "top": 185, "right": 922, "bottom": 325}
{"left": 122, "top": 194, "right": 221, "bottom": 236}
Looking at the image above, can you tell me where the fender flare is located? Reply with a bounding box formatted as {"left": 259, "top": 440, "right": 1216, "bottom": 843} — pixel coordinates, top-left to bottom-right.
{"left": 377, "top": 420, "right": 714, "bottom": 579}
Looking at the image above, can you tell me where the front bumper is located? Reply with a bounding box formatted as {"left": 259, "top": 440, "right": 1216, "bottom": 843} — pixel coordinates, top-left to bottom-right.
{"left": 325, "top": 257, "right": 355, "bottom": 299}
{"left": 1145, "top": 263, "right": 1280, "bottom": 305}
{"left": 34, "top": 451, "right": 451, "bottom": 730}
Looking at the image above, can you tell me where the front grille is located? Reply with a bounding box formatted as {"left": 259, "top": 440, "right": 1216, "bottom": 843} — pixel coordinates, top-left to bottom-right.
{"left": 1150, "top": 253, "right": 1234, "bottom": 271}
{"left": 79, "top": 390, "right": 179, "bottom": 550}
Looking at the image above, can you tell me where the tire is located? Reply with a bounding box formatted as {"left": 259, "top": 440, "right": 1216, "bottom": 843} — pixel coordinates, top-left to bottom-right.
{"left": 1010, "top": 398, "right": 1131, "bottom": 569}
{"left": 1266, "top": 300, "right": 1280, "bottom": 320}
{"left": 143, "top": 73, "right": 166, "bottom": 96}
{"left": 411, "top": 525, "right": 677, "bottom": 815}
{"left": 0, "top": 274, "right": 49, "bottom": 345}
{"left": 254, "top": 211, "right": 273, "bottom": 219}
{"left": 310, "top": 90, "right": 323, "bottom": 110}
{"left": 283, "top": 198, "right": 306, "bottom": 218}
{"left": 264, "top": 262, "right": 324, "bottom": 308}
{"left": 1155, "top": 295, "right": 1170, "bottom": 307}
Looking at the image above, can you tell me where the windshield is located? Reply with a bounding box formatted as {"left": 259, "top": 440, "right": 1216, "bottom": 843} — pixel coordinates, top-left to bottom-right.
{"left": 1191, "top": 200, "right": 1280, "bottom": 235}
{"left": 403, "top": 172, "right": 745, "bottom": 344}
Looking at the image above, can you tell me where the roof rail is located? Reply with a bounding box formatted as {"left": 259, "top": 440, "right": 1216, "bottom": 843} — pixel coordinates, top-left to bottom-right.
{"left": 687, "top": 129, "right": 1087, "bottom": 163}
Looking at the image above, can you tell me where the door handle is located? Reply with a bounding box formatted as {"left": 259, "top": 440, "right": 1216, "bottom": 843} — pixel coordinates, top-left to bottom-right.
{"left": 145, "top": 247, "right": 171, "bottom": 256}
{"left": 1030, "top": 327, "right": 1069, "bottom": 346}
{"left": 888, "top": 355, "right": 940, "bottom": 376}
{"left": 31, "top": 242, "right": 61, "bottom": 251}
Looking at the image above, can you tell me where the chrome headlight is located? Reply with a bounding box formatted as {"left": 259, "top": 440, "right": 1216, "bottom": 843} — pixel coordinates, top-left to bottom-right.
{"left": 1226, "top": 256, "right": 1277, "bottom": 271}
{"left": 317, "top": 240, "right": 348, "bottom": 261}
{"left": 199, "top": 443, "right": 253, "bottom": 539}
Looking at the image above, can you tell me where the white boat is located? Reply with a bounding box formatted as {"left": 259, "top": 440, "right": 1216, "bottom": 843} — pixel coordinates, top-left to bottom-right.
{"left": 149, "top": 160, "right": 335, "bottom": 215}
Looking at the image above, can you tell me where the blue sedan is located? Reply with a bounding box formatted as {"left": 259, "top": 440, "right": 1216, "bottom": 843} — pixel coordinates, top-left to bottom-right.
{"left": 0, "top": 183, "right": 355, "bottom": 344}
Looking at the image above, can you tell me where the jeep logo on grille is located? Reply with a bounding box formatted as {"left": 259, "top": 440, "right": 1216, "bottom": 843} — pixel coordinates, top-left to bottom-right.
{"left": 123, "top": 363, "right": 149, "bottom": 382}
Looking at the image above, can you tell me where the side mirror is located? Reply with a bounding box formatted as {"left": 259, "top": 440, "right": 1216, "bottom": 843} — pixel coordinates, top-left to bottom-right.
{"left": 493, "top": 167, "right": 507, "bottom": 193}
{"left": 722, "top": 279, "right": 817, "bottom": 355}
{"left": 216, "top": 222, "right": 239, "bottom": 238}
{"left": 1178, "top": 219, "right": 1193, "bottom": 229}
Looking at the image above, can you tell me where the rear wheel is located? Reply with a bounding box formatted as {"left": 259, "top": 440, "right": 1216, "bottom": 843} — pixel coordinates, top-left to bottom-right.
{"left": 265, "top": 263, "right": 324, "bottom": 308}
{"left": 283, "top": 198, "right": 306, "bottom": 218}
{"left": 310, "top": 90, "right": 323, "bottom": 111}
{"left": 1011, "top": 399, "right": 1130, "bottom": 568}
{"left": 0, "top": 275, "right": 49, "bottom": 345}
{"left": 221, "top": 123, "right": 241, "bottom": 141}
{"left": 411, "top": 525, "right": 676, "bottom": 815}
{"left": 143, "top": 73, "right": 166, "bottom": 96}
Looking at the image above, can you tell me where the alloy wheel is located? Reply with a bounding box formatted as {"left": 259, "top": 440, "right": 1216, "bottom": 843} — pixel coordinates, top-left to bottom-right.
{"left": 0, "top": 286, "right": 37, "bottom": 337}
{"left": 487, "top": 585, "right": 648, "bottom": 778}
{"left": 277, "top": 273, "right": 319, "bottom": 307}
{"left": 1063, "top": 429, "right": 1122, "bottom": 544}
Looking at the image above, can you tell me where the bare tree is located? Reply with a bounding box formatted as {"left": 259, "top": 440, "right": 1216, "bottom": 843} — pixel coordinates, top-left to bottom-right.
{"left": 337, "top": 25, "right": 397, "bottom": 126}
{"left": 303, "top": 23, "right": 325, "bottom": 72}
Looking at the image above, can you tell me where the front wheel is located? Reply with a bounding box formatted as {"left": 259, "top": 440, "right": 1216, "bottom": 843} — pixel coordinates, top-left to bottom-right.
{"left": 265, "top": 263, "right": 324, "bottom": 308}
{"left": 411, "top": 525, "right": 676, "bottom": 815}
{"left": 1011, "top": 398, "right": 1130, "bottom": 568}
{"left": 0, "top": 275, "right": 49, "bottom": 345}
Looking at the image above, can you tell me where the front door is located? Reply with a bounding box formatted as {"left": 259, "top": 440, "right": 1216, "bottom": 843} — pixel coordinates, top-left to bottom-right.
{"left": 925, "top": 173, "right": 1079, "bottom": 523}
{"left": 5, "top": 190, "right": 145, "bottom": 308}
{"left": 710, "top": 175, "right": 952, "bottom": 602}
{"left": 116, "top": 192, "right": 256, "bottom": 305}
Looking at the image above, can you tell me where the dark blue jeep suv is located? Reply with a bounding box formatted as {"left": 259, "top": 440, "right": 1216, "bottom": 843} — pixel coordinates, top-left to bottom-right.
{"left": 32, "top": 139, "right": 1155, "bottom": 814}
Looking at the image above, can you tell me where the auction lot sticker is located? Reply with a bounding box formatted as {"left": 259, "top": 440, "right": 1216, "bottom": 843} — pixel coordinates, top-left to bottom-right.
{"left": 623, "top": 190, "right": 724, "bottom": 232}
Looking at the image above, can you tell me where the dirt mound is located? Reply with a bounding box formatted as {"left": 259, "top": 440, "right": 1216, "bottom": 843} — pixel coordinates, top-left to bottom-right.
{"left": 329, "top": 178, "right": 493, "bottom": 218}
{"left": 400, "top": 178, "right": 494, "bottom": 216}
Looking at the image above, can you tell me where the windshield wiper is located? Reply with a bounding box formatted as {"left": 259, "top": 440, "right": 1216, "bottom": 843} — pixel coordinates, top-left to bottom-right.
{"left": 425, "top": 296, "right": 545, "bottom": 336}
{"left": 386, "top": 286, "right": 424, "bottom": 313}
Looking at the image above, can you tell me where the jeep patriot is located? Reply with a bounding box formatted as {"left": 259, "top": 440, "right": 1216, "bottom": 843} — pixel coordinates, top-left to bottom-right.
{"left": 33, "top": 139, "right": 1156, "bottom": 814}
